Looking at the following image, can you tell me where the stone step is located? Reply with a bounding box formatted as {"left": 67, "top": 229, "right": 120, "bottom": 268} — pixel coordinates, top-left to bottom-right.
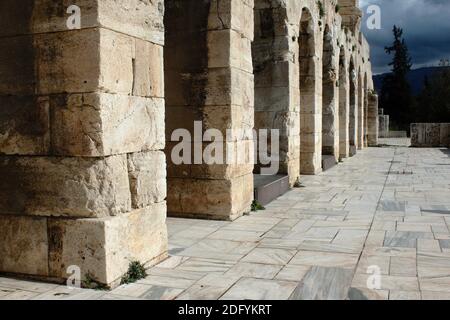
{"left": 253, "top": 174, "right": 290, "bottom": 206}
{"left": 322, "top": 155, "right": 338, "bottom": 172}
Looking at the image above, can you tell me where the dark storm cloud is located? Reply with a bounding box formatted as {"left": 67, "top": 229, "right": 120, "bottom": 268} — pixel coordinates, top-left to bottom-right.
{"left": 360, "top": 0, "right": 450, "bottom": 74}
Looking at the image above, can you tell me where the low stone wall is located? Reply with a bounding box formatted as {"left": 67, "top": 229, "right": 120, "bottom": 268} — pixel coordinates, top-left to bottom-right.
{"left": 386, "top": 131, "right": 408, "bottom": 138}
{"left": 379, "top": 115, "right": 390, "bottom": 138}
{"left": 411, "top": 123, "right": 450, "bottom": 147}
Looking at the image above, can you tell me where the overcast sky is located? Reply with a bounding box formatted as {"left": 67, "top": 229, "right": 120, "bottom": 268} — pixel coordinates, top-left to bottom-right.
{"left": 360, "top": 0, "right": 450, "bottom": 74}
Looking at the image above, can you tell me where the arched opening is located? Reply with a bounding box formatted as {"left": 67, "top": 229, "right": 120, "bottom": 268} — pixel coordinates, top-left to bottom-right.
{"left": 299, "top": 7, "right": 320, "bottom": 175}
{"left": 252, "top": 1, "right": 292, "bottom": 204}
{"left": 349, "top": 59, "right": 357, "bottom": 156}
{"left": 321, "top": 25, "right": 338, "bottom": 170}
{"left": 338, "top": 47, "right": 349, "bottom": 159}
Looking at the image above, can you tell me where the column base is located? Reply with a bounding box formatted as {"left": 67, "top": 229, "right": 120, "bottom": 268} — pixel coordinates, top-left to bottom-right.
{"left": 167, "top": 174, "right": 253, "bottom": 221}
{"left": 0, "top": 202, "right": 168, "bottom": 289}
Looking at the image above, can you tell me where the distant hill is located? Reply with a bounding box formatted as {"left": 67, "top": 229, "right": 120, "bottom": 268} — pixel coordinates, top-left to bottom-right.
{"left": 373, "top": 66, "right": 450, "bottom": 96}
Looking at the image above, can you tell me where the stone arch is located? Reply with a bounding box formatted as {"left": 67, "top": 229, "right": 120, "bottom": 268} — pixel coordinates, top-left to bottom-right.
{"left": 299, "top": 7, "right": 320, "bottom": 175}
{"left": 165, "top": 0, "right": 254, "bottom": 220}
{"left": 321, "top": 24, "right": 338, "bottom": 169}
{"left": 349, "top": 58, "right": 357, "bottom": 156}
{"left": 338, "top": 46, "right": 349, "bottom": 159}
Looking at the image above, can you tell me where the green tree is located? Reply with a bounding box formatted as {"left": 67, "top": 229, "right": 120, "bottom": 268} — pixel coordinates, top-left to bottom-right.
{"left": 415, "top": 67, "right": 450, "bottom": 123}
{"left": 379, "top": 26, "right": 413, "bottom": 131}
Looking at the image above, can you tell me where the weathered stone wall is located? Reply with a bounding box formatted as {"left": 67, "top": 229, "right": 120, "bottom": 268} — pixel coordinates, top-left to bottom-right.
{"left": 411, "top": 123, "right": 450, "bottom": 148}
{"left": 0, "top": 0, "right": 168, "bottom": 287}
{"left": 252, "top": 0, "right": 375, "bottom": 175}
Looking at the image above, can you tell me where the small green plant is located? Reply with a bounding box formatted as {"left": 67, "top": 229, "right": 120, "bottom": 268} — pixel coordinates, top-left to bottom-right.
{"left": 251, "top": 200, "right": 266, "bottom": 212}
{"left": 317, "top": 1, "right": 325, "bottom": 18}
{"left": 335, "top": 4, "right": 340, "bottom": 13}
{"left": 120, "top": 261, "right": 147, "bottom": 285}
{"left": 83, "top": 273, "right": 109, "bottom": 290}
{"left": 293, "top": 178, "right": 304, "bottom": 188}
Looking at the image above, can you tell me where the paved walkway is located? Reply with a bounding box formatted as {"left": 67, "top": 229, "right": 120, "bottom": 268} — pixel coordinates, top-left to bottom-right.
{"left": 1, "top": 142, "right": 450, "bottom": 300}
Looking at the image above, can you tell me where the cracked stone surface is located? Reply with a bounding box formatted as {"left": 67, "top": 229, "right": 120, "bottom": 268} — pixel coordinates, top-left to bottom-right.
{"left": 1, "top": 140, "right": 450, "bottom": 300}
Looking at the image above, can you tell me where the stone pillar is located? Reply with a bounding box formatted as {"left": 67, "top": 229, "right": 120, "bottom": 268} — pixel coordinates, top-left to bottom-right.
{"left": 0, "top": 1, "right": 168, "bottom": 287}
{"left": 339, "top": 63, "right": 350, "bottom": 159}
{"left": 367, "top": 92, "right": 379, "bottom": 146}
{"left": 322, "top": 29, "right": 339, "bottom": 162}
{"left": 165, "top": 0, "right": 254, "bottom": 220}
{"left": 299, "top": 9, "right": 321, "bottom": 175}
{"left": 364, "top": 90, "right": 369, "bottom": 147}
{"left": 357, "top": 77, "right": 365, "bottom": 149}
{"left": 349, "top": 67, "right": 358, "bottom": 156}
{"left": 338, "top": 0, "right": 362, "bottom": 33}
{"left": 253, "top": 2, "right": 300, "bottom": 185}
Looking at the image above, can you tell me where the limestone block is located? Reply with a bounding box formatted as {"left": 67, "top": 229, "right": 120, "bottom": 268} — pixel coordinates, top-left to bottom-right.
{"left": 166, "top": 140, "right": 254, "bottom": 180}
{"left": 166, "top": 104, "right": 254, "bottom": 142}
{"left": 255, "top": 86, "right": 290, "bottom": 112}
{"left": 208, "top": 0, "right": 254, "bottom": 41}
{"left": 254, "top": 60, "right": 290, "bottom": 88}
{"left": 133, "top": 40, "right": 164, "bottom": 98}
{"left": 0, "top": 215, "right": 49, "bottom": 276}
{"left": 167, "top": 174, "right": 253, "bottom": 220}
{"left": 48, "top": 202, "right": 168, "bottom": 286}
{"left": 51, "top": 93, "right": 165, "bottom": 157}
{"left": 0, "top": 95, "right": 50, "bottom": 155}
{"left": 164, "top": 69, "right": 208, "bottom": 107}
{"left": 254, "top": 5, "right": 289, "bottom": 38}
{"left": 301, "top": 113, "right": 322, "bottom": 134}
{"left": 0, "top": 0, "right": 164, "bottom": 45}
{"left": 205, "top": 67, "right": 254, "bottom": 108}
{"left": 203, "top": 105, "right": 254, "bottom": 139}
{"left": 255, "top": 111, "right": 300, "bottom": 137}
{"left": 279, "top": 135, "right": 300, "bottom": 160}
{"left": 208, "top": 29, "right": 253, "bottom": 73}
{"left": 98, "top": 0, "right": 165, "bottom": 45}
{"left": 286, "top": 158, "right": 300, "bottom": 186}
{"left": 0, "top": 35, "right": 36, "bottom": 95}
{"left": 252, "top": 36, "right": 290, "bottom": 65}
{"left": 0, "top": 155, "right": 131, "bottom": 218}
{"left": 300, "top": 151, "right": 322, "bottom": 175}
{"left": 0, "top": 28, "right": 135, "bottom": 96}
{"left": 127, "top": 151, "right": 167, "bottom": 209}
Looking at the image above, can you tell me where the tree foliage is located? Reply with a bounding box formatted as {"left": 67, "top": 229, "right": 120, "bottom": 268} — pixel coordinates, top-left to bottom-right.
{"left": 379, "top": 26, "right": 413, "bottom": 131}
{"left": 414, "top": 67, "right": 450, "bottom": 123}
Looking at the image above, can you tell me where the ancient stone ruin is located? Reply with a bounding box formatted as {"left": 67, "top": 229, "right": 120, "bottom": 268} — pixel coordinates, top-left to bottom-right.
{"left": 411, "top": 123, "right": 450, "bottom": 147}
{"left": 0, "top": 0, "right": 378, "bottom": 287}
